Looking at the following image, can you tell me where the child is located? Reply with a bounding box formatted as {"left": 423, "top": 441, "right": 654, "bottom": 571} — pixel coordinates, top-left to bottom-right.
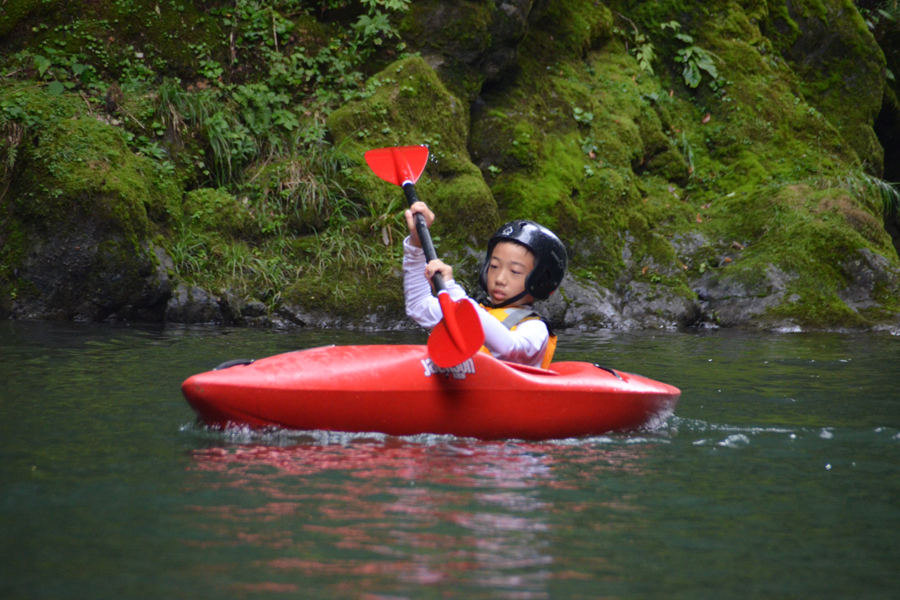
{"left": 403, "top": 201, "right": 567, "bottom": 369}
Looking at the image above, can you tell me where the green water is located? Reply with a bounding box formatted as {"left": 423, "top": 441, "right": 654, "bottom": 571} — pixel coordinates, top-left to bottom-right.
{"left": 1, "top": 321, "right": 898, "bottom": 599}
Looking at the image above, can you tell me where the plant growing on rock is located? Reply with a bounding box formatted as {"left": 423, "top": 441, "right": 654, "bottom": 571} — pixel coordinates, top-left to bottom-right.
{"left": 616, "top": 13, "right": 656, "bottom": 75}
{"left": 660, "top": 21, "right": 721, "bottom": 89}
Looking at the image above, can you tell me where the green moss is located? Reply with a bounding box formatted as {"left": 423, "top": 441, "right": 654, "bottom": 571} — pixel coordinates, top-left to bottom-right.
{"left": 537, "top": 0, "right": 614, "bottom": 56}
{"left": 768, "top": 287, "right": 867, "bottom": 327}
{"left": 183, "top": 188, "right": 252, "bottom": 238}
{"left": 396, "top": 0, "right": 493, "bottom": 100}
{"left": 11, "top": 99, "right": 179, "bottom": 242}
{"left": 470, "top": 26, "right": 697, "bottom": 286}
{"left": 763, "top": 0, "right": 885, "bottom": 173}
{"left": 327, "top": 56, "right": 499, "bottom": 247}
{"left": 400, "top": 0, "right": 492, "bottom": 53}
{"left": 690, "top": 179, "right": 900, "bottom": 326}
{"left": 0, "top": 0, "right": 44, "bottom": 39}
{"left": 283, "top": 270, "right": 404, "bottom": 321}
{"left": 1, "top": 0, "right": 898, "bottom": 327}
{"left": 0, "top": 0, "right": 225, "bottom": 84}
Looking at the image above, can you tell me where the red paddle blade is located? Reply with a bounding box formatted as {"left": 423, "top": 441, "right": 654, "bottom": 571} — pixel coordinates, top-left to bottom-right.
{"left": 365, "top": 146, "right": 429, "bottom": 187}
{"left": 427, "top": 295, "right": 485, "bottom": 368}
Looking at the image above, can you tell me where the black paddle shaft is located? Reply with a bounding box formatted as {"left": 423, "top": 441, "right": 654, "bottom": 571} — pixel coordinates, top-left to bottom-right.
{"left": 402, "top": 182, "right": 446, "bottom": 292}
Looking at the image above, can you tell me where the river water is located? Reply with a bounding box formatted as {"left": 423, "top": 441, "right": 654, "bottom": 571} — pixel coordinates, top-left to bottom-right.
{"left": 1, "top": 321, "right": 898, "bottom": 599}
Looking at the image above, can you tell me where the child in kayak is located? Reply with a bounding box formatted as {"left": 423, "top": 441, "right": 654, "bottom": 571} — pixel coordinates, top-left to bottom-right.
{"left": 403, "top": 201, "right": 567, "bottom": 369}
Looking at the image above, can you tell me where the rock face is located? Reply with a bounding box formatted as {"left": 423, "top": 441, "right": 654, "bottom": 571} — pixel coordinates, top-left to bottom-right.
{"left": 400, "top": 0, "right": 551, "bottom": 96}
{"left": 326, "top": 55, "right": 499, "bottom": 246}
{"left": 10, "top": 221, "right": 173, "bottom": 322}
{"left": 164, "top": 284, "right": 222, "bottom": 324}
{"left": 0, "top": 92, "right": 181, "bottom": 323}
{"left": 1, "top": 0, "right": 899, "bottom": 331}
{"left": 767, "top": 0, "right": 886, "bottom": 174}
{"left": 838, "top": 248, "right": 900, "bottom": 312}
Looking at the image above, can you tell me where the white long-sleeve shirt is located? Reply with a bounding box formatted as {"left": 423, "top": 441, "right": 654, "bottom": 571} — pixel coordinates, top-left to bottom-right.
{"left": 402, "top": 237, "right": 549, "bottom": 367}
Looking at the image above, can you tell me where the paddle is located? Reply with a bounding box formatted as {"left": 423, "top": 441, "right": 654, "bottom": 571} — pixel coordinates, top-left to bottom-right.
{"left": 364, "top": 145, "right": 485, "bottom": 368}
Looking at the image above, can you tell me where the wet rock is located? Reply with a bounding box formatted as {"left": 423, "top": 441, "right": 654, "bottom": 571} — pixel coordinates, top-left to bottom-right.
{"left": 543, "top": 275, "right": 633, "bottom": 330}
{"left": 7, "top": 213, "right": 173, "bottom": 322}
{"left": 276, "top": 303, "right": 410, "bottom": 331}
{"left": 217, "top": 289, "right": 244, "bottom": 325}
{"left": 838, "top": 248, "right": 900, "bottom": 311}
{"left": 165, "top": 284, "right": 223, "bottom": 324}
{"left": 670, "top": 232, "right": 711, "bottom": 270}
{"left": 241, "top": 300, "right": 268, "bottom": 318}
{"left": 618, "top": 282, "right": 702, "bottom": 329}
{"left": 112, "top": 243, "right": 174, "bottom": 322}
{"left": 236, "top": 300, "right": 274, "bottom": 328}
{"left": 691, "top": 264, "right": 796, "bottom": 327}
{"left": 276, "top": 304, "right": 330, "bottom": 328}
{"left": 540, "top": 275, "right": 700, "bottom": 330}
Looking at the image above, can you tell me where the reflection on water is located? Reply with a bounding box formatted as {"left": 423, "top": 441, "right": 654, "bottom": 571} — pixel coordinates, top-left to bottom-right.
{"left": 185, "top": 436, "right": 653, "bottom": 598}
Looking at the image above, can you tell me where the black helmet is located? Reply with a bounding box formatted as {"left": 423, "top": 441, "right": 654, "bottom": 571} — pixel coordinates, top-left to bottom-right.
{"left": 479, "top": 220, "right": 567, "bottom": 305}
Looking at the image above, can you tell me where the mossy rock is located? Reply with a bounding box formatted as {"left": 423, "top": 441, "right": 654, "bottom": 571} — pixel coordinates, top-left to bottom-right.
{"left": 183, "top": 188, "right": 254, "bottom": 238}
{"left": 327, "top": 55, "right": 499, "bottom": 247}
{"left": 14, "top": 114, "right": 179, "bottom": 235}
{"left": 281, "top": 270, "right": 405, "bottom": 325}
{"left": 0, "top": 0, "right": 46, "bottom": 39}
{"left": 399, "top": 0, "right": 493, "bottom": 92}
{"left": 691, "top": 181, "right": 899, "bottom": 327}
{"left": 9, "top": 96, "right": 180, "bottom": 234}
{"left": 398, "top": 0, "right": 552, "bottom": 99}
{"left": 0, "top": 85, "right": 179, "bottom": 320}
{"left": 469, "top": 30, "right": 693, "bottom": 286}
{"left": 765, "top": 0, "right": 885, "bottom": 174}
{"left": 535, "top": 0, "right": 613, "bottom": 56}
{"left": 2, "top": 0, "right": 899, "bottom": 329}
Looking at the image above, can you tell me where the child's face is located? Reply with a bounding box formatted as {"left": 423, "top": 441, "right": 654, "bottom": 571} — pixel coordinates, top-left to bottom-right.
{"left": 486, "top": 241, "right": 535, "bottom": 307}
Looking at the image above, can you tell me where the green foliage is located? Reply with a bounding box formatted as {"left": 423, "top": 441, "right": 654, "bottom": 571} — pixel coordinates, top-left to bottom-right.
{"left": 681, "top": 132, "right": 695, "bottom": 178}
{"left": 2, "top": 0, "right": 897, "bottom": 327}
{"left": 834, "top": 166, "right": 900, "bottom": 214}
{"left": 0, "top": 0, "right": 417, "bottom": 317}
{"left": 1, "top": 0, "right": 414, "bottom": 193}
{"left": 355, "top": 0, "right": 410, "bottom": 44}
{"left": 243, "top": 130, "right": 359, "bottom": 235}
{"left": 572, "top": 106, "right": 594, "bottom": 125}
{"left": 616, "top": 13, "right": 655, "bottom": 74}
{"left": 859, "top": 0, "right": 900, "bottom": 30}
{"left": 674, "top": 38, "right": 718, "bottom": 88}
{"left": 0, "top": 121, "right": 26, "bottom": 205}
{"left": 633, "top": 34, "right": 656, "bottom": 75}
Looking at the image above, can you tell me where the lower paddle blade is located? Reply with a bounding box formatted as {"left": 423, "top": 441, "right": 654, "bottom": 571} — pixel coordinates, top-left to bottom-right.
{"left": 427, "top": 297, "right": 485, "bottom": 368}
{"left": 365, "top": 146, "right": 429, "bottom": 186}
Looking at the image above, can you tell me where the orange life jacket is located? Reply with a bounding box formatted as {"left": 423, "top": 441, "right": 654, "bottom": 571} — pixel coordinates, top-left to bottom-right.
{"left": 478, "top": 305, "right": 557, "bottom": 369}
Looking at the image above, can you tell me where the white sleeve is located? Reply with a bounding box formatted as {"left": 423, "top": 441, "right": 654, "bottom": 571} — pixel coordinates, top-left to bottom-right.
{"left": 403, "top": 236, "right": 468, "bottom": 329}
{"left": 479, "top": 313, "right": 549, "bottom": 368}
{"left": 403, "top": 236, "right": 549, "bottom": 367}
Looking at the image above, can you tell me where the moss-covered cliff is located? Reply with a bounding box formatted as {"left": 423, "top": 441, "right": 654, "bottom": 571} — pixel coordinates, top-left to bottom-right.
{"left": 1, "top": 0, "right": 898, "bottom": 331}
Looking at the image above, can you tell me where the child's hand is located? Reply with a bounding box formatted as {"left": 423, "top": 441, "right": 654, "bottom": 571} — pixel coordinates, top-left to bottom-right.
{"left": 405, "top": 201, "right": 435, "bottom": 248}
{"left": 425, "top": 259, "right": 453, "bottom": 287}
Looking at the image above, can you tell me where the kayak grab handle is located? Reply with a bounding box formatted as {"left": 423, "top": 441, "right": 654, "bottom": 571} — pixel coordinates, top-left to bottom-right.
{"left": 593, "top": 364, "right": 624, "bottom": 380}
{"left": 214, "top": 358, "right": 255, "bottom": 370}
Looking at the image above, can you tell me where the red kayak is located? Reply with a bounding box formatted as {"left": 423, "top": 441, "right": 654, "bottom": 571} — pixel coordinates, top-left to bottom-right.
{"left": 182, "top": 345, "right": 680, "bottom": 441}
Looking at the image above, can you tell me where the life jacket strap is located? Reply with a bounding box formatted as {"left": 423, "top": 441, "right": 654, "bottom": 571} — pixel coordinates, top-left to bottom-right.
{"left": 478, "top": 305, "right": 557, "bottom": 369}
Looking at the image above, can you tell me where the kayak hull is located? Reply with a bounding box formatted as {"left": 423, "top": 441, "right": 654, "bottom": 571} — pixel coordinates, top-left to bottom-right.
{"left": 181, "top": 345, "right": 680, "bottom": 440}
